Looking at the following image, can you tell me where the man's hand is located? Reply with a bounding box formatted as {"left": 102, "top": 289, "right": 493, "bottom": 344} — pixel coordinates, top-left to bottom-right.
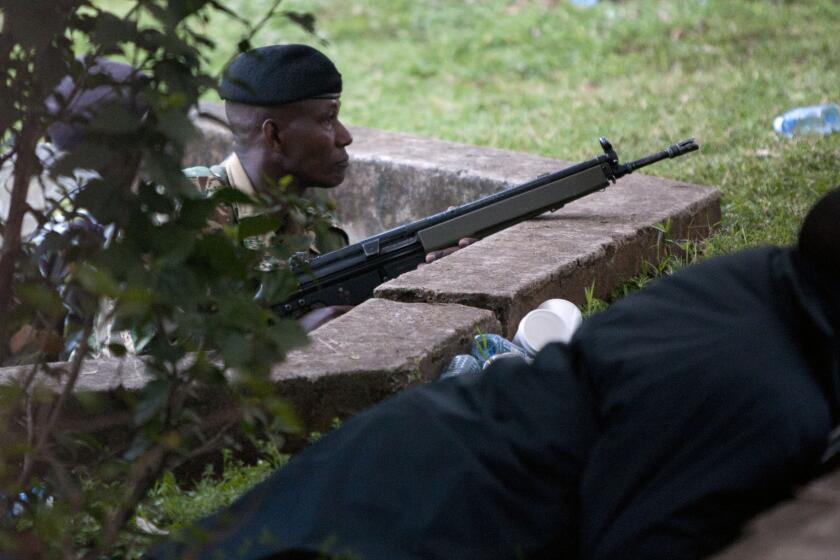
{"left": 424, "top": 237, "right": 478, "bottom": 264}
{"left": 299, "top": 305, "right": 353, "bottom": 333}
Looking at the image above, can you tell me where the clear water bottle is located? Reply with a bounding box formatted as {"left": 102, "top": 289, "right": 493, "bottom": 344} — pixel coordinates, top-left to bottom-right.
{"left": 482, "top": 351, "right": 530, "bottom": 370}
{"left": 569, "top": 0, "right": 599, "bottom": 6}
{"left": 439, "top": 354, "right": 482, "bottom": 380}
{"left": 773, "top": 104, "right": 840, "bottom": 137}
{"left": 471, "top": 333, "right": 529, "bottom": 365}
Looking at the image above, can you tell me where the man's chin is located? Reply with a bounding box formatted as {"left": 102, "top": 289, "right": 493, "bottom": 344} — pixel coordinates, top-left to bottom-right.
{"left": 310, "top": 172, "right": 347, "bottom": 189}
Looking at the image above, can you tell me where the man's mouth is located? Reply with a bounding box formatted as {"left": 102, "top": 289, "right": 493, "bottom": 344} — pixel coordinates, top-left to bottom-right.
{"left": 335, "top": 158, "right": 350, "bottom": 168}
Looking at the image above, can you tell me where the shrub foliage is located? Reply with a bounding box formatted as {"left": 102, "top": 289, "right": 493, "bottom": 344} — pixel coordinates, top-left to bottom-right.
{"left": 0, "top": 1, "right": 321, "bottom": 556}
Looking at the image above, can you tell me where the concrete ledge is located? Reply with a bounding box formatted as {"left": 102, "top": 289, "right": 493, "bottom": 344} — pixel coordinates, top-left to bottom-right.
{"left": 373, "top": 168, "right": 719, "bottom": 335}
{"left": 267, "top": 298, "right": 500, "bottom": 431}
{"left": 0, "top": 356, "right": 148, "bottom": 392}
{"left": 0, "top": 299, "right": 499, "bottom": 435}
{"left": 332, "top": 127, "right": 579, "bottom": 240}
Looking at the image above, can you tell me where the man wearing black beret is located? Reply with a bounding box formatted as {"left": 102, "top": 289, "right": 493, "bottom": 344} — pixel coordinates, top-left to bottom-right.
{"left": 185, "top": 44, "right": 355, "bottom": 331}
{"left": 186, "top": 44, "right": 475, "bottom": 330}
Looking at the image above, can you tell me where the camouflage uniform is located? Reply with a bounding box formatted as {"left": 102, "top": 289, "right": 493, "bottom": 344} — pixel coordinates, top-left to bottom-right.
{"left": 183, "top": 152, "right": 348, "bottom": 270}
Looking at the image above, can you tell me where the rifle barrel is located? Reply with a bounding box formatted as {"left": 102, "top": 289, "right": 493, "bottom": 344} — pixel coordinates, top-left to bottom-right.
{"left": 620, "top": 138, "right": 698, "bottom": 176}
{"left": 272, "top": 136, "right": 700, "bottom": 315}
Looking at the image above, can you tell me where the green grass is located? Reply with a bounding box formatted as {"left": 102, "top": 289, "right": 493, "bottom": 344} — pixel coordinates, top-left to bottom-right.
{"left": 139, "top": 446, "right": 288, "bottom": 532}
{"left": 95, "top": 0, "right": 840, "bottom": 257}
{"left": 99, "top": 444, "right": 290, "bottom": 556}
{"left": 215, "top": 0, "right": 838, "bottom": 256}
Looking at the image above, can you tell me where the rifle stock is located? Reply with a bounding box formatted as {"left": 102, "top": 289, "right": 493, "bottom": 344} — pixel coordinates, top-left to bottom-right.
{"left": 270, "top": 137, "right": 698, "bottom": 316}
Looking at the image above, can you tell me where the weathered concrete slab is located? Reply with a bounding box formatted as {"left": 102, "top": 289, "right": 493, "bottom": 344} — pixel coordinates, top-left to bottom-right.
{"left": 375, "top": 172, "right": 719, "bottom": 336}
{"left": 710, "top": 467, "right": 840, "bottom": 560}
{"left": 267, "top": 298, "right": 499, "bottom": 431}
{"left": 0, "top": 355, "right": 148, "bottom": 392}
{"left": 0, "top": 299, "right": 499, "bottom": 434}
{"left": 332, "top": 127, "right": 576, "bottom": 240}
{"left": 332, "top": 128, "right": 719, "bottom": 247}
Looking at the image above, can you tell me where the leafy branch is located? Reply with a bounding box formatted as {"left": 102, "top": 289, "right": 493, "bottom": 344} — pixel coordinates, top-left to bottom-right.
{"left": 0, "top": 0, "right": 324, "bottom": 557}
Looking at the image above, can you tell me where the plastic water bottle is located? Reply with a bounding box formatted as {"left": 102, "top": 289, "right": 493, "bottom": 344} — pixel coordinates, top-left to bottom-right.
{"left": 569, "top": 0, "right": 599, "bottom": 6}
{"left": 482, "top": 351, "right": 530, "bottom": 370}
{"left": 439, "top": 354, "right": 482, "bottom": 380}
{"left": 471, "top": 333, "right": 529, "bottom": 366}
{"left": 773, "top": 104, "right": 840, "bottom": 137}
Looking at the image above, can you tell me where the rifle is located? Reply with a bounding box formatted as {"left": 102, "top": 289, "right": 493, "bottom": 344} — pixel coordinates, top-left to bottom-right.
{"left": 270, "top": 137, "right": 699, "bottom": 316}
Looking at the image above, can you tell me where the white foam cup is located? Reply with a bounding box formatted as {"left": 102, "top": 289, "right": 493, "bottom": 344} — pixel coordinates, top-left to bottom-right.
{"left": 513, "top": 309, "right": 568, "bottom": 357}
{"left": 513, "top": 300, "right": 582, "bottom": 356}
{"left": 538, "top": 299, "right": 583, "bottom": 334}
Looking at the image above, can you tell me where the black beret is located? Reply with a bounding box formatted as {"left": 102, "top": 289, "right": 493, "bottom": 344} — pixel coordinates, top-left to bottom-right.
{"left": 219, "top": 44, "right": 342, "bottom": 106}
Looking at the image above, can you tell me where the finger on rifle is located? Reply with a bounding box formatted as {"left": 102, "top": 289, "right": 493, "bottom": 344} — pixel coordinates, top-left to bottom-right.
{"left": 458, "top": 237, "right": 478, "bottom": 248}
{"left": 299, "top": 305, "right": 355, "bottom": 333}
{"left": 330, "top": 305, "right": 354, "bottom": 317}
{"left": 425, "top": 246, "right": 459, "bottom": 263}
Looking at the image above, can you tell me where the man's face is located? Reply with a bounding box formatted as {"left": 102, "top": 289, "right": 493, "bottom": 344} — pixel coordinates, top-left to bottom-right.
{"left": 274, "top": 99, "right": 353, "bottom": 189}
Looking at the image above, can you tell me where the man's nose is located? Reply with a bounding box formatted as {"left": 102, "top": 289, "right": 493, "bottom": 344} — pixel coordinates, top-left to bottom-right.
{"left": 336, "top": 119, "right": 353, "bottom": 147}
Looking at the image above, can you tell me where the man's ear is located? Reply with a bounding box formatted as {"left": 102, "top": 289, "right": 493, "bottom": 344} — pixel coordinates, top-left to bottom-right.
{"left": 261, "top": 118, "right": 284, "bottom": 152}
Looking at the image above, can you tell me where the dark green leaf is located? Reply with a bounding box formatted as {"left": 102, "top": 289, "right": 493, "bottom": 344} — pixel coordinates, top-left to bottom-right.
{"left": 193, "top": 233, "right": 243, "bottom": 277}
{"left": 264, "top": 318, "right": 307, "bottom": 352}
{"left": 255, "top": 269, "right": 300, "bottom": 305}
{"left": 139, "top": 183, "right": 176, "bottom": 214}
{"left": 211, "top": 187, "right": 254, "bottom": 206}
{"left": 283, "top": 11, "right": 318, "bottom": 35}
{"left": 134, "top": 378, "right": 172, "bottom": 426}
{"left": 124, "top": 432, "right": 151, "bottom": 461}
{"left": 178, "top": 197, "right": 216, "bottom": 228}
{"left": 107, "top": 343, "right": 127, "bottom": 357}
{"left": 168, "top": 0, "right": 212, "bottom": 23}
{"left": 17, "top": 284, "right": 64, "bottom": 316}
{"left": 155, "top": 107, "right": 199, "bottom": 148}
{"left": 87, "top": 103, "right": 144, "bottom": 135}
{"left": 90, "top": 12, "right": 139, "bottom": 50}
{"left": 238, "top": 214, "right": 280, "bottom": 241}
{"left": 205, "top": 0, "right": 247, "bottom": 24}
{"left": 264, "top": 397, "right": 301, "bottom": 433}
{"left": 156, "top": 266, "right": 200, "bottom": 306}
{"left": 64, "top": 432, "right": 104, "bottom": 453}
{"left": 75, "top": 263, "right": 119, "bottom": 297}
{"left": 73, "top": 178, "right": 132, "bottom": 225}
{"left": 216, "top": 330, "right": 251, "bottom": 366}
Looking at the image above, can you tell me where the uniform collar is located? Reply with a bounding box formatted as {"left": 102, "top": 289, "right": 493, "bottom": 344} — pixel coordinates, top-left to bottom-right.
{"left": 222, "top": 152, "right": 256, "bottom": 196}
{"left": 222, "top": 152, "right": 258, "bottom": 218}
